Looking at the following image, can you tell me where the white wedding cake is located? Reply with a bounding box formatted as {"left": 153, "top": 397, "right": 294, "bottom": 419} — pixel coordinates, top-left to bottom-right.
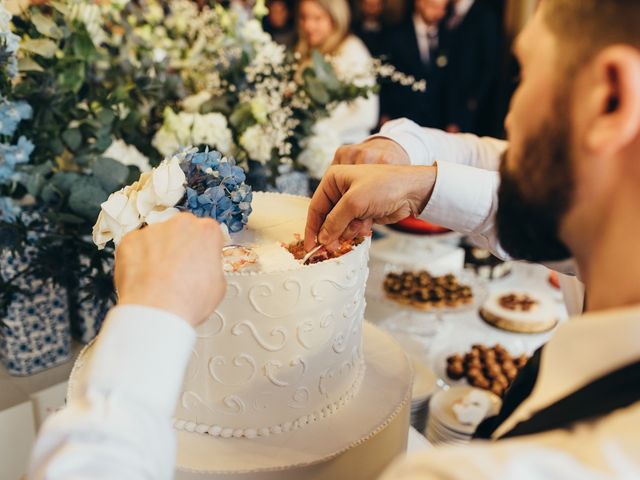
{"left": 173, "top": 192, "right": 371, "bottom": 439}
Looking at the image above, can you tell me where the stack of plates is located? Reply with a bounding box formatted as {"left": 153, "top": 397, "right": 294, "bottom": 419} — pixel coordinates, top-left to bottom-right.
{"left": 425, "top": 385, "right": 501, "bottom": 446}
{"left": 410, "top": 358, "right": 437, "bottom": 432}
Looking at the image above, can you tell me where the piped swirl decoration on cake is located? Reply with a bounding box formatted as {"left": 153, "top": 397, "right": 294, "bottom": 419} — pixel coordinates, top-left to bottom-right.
{"left": 231, "top": 321, "right": 288, "bottom": 352}
{"left": 209, "top": 354, "right": 257, "bottom": 386}
{"left": 248, "top": 280, "right": 302, "bottom": 318}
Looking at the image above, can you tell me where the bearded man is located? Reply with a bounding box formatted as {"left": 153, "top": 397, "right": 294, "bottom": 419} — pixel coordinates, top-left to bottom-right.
{"left": 305, "top": 0, "right": 640, "bottom": 477}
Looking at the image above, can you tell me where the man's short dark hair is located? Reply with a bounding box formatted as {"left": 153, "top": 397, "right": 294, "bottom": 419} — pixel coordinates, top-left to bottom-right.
{"left": 543, "top": 0, "right": 640, "bottom": 70}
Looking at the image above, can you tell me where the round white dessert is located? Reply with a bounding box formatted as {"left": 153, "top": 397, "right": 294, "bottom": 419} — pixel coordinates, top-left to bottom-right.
{"left": 480, "top": 289, "right": 558, "bottom": 334}
{"left": 175, "top": 192, "right": 371, "bottom": 437}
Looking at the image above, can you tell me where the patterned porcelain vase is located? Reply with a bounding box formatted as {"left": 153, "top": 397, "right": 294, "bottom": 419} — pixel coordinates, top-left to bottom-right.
{"left": 0, "top": 246, "right": 72, "bottom": 376}
{"left": 69, "top": 253, "right": 115, "bottom": 344}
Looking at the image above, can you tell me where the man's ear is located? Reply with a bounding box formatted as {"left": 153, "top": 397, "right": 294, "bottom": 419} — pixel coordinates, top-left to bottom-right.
{"left": 584, "top": 46, "right": 640, "bottom": 158}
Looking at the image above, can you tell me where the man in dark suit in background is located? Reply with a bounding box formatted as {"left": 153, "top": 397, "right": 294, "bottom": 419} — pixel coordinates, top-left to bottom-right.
{"left": 379, "top": 0, "right": 451, "bottom": 129}
{"left": 444, "top": 0, "right": 502, "bottom": 135}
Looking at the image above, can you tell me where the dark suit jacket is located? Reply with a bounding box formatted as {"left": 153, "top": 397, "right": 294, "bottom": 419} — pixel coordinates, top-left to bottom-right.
{"left": 445, "top": 1, "right": 502, "bottom": 134}
{"left": 379, "top": 20, "right": 451, "bottom": 129}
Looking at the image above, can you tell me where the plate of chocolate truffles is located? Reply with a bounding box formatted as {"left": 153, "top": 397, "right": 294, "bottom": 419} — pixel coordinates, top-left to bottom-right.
{"left": 380, "top": 268, "right": 489, "bottom": 314}
{"left": 431, "top": 342, "right": 531, "bottom": 398}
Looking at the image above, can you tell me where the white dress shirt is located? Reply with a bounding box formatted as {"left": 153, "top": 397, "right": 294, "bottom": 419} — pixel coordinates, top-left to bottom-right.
{"left": 28, "top": 306, "right": 196, "bottom": 480}
{"left": 374, "top": 118, "right": 585, "bottom": 315}
{"left": 380, "top": 305, "right": 640, "bottom": 480}
{"left": 413, "top": 14, "right": 439, "bottom": 65}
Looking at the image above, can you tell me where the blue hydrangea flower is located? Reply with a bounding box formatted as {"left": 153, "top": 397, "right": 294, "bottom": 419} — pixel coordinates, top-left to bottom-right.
{"left": 178, "top": 147, "right": 253, "bottom": 233}
{"left": 0, "top": 30, "right": 20, "bottom": 78}
{"left": 0, "top": 98, "right": 33, "bottom": 136}
{"left": 0, "top": 136, "right": 35, "bottom": 184}
{"left": 0, "top": 196, "right": 18, "bottom": 222}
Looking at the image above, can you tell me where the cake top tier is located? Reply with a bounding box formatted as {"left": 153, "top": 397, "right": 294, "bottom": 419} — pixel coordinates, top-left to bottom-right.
{"left": 225, "top": 192, "right": 365, "bottom": 276}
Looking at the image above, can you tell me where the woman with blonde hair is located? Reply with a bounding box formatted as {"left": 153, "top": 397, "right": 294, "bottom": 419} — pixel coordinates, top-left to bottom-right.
{"left": 295, "top": 0, "right": 380, "bottom": 179}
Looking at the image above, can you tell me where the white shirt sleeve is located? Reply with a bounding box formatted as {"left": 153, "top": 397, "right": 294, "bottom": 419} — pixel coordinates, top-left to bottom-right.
{"left": 375, "top": 118, "right": 507, "bottom": 169}
{"left": 28, "top": 305, "right": 196, "bottom": 480}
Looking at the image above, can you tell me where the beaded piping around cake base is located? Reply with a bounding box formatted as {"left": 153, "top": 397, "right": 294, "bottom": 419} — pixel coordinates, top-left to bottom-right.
{"left": 172, "top": 359, "right": 366, "bottom": 439}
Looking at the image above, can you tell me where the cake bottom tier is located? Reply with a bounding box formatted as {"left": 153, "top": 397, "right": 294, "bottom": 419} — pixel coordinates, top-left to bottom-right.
{"left": 175, "top": 323, "right": 412, "bottom": 480}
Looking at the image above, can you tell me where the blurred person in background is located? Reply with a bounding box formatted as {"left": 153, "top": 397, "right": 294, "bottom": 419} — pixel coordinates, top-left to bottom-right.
{"left": 352, "top": 0, "right": 387, "bottom": 57}
{"left": 444, "top": 0, "right": 502, "bottom": 134}
{"left": 379, "top": 0, "right": 451, "bottom": 129}
{"left": 296, "top": 0, "right": 380, "bottom": 177}
{"left": 263, "top": 0, "right": 296, "bottom": 48}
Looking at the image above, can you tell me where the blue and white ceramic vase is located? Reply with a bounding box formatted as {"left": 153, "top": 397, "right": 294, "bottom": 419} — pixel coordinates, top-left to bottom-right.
{"left": 69, "top": 254, "right": 115, "bottom": 344}
{"left": 0, "top": 246, "right": 72, "bottom": 376}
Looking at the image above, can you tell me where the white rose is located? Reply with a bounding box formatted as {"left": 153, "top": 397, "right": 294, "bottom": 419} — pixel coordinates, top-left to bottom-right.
{"left": 104, "top": 139, "right": 151, "bottom": 172}
{"left": 92, "top": 188, "right": 143, "bottom": 249}
{"left": 146, "top": 207, "right": 180, "bottom": 225}
{"left": 149, "top": 156, "right": 187, "bottom": 207}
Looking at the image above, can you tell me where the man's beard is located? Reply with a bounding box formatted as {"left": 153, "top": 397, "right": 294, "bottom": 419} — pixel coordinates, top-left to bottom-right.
{"left": 496, "top": 116, "right": 575, "bottom": 263}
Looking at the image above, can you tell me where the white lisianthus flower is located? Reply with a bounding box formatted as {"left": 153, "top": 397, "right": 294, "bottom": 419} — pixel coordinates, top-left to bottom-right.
{"left": 240, "top": 124, "right": 274, "bottom": 164}
{"left": 103, "top": 139, "right": 151, "bottom": 172}
{"left": 152, "top": 128, "right": 181, "bottom": 158}
{"left": 152, "top": 108, "right": 194, "bottom": 157}
{"left": 191, "top": 113, "right": 233, "bottom": 154}
{"left": 298, "top": 124, "right": 342, "bottom": 179}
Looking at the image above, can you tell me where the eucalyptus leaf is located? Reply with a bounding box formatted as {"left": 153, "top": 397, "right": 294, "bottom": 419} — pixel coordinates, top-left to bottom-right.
{"left": 40, "top": 182, "right": 63, "bottom": 203}
{"left": 73, "top": 32, "right": 97, "bottom": 60}
{"left": 32, "top": 12, "right": 64, "bottom": 40}
{"left": 51, "top": 171, "right": 81, "bottom": 194}
{"left": 17, "top": 57, "right": 45, "bottom": 72}
{"left": 96, "top": 109, "right": 115, "bottom": 127}
{"left": 93, "top": 157, "right": 130, "bottom": 194}
{"left": 62, "top": 128, "right": 82, "bottom": 151}
{"left": 305, "top": 78, "right": 330, "bottom": 105}
{"left": 57, "top": 61, "right": 85, "bottom": 93}
{"left": 311, "top": 50, "right": 340, "bottom": 91}
{"left": 21, "top": 38, "right": 58, "bottom": 58}
{"left": 68, "top": 183, "right": 107, "bottom": 220}
{"left": 50, "top": 1, "right": 70, "bottom": 16}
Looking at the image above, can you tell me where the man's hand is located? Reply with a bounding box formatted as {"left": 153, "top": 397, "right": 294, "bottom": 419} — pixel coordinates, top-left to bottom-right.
{"left": 114, "top": 213, "right": 226, "bottom": 327}
{"left": 332, "top": 138, "right": 411, "bottom": 165}
{"left": 305, "top": 164, "right": 437, "bottom": 251}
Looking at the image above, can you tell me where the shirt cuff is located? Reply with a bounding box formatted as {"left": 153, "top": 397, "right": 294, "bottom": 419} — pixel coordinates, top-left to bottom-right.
{"left": 85, "top": 305, "right": 196, "bottom": 418}
{"left": 420, "top": 161, "right": 499, "bottom": 234}
{"left": 370, "top": 118, "right": 437, "bottom": 166}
